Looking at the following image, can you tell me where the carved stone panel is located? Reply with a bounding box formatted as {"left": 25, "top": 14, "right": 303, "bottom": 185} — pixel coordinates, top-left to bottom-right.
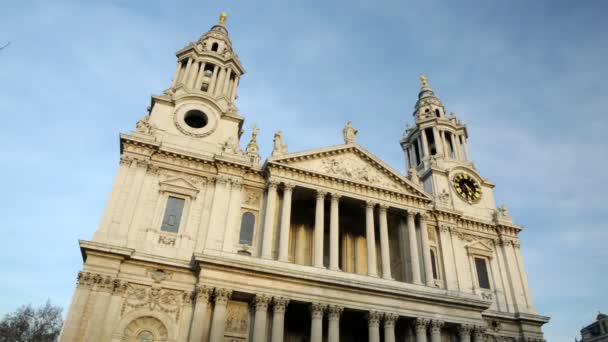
{"left": 224, "top": 300, "right": 250, "bottom": 341}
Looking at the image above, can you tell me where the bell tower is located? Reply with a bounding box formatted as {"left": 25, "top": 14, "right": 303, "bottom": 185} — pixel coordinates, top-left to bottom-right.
{"left": 136, "top": 12, "right": 249, "bottom": 159}
{"left": 400, "top": 76, "right": 501, "bottom": 221}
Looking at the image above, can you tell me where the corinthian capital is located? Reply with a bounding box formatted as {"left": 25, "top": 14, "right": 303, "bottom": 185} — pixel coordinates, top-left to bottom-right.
{"left": 414, "top": 318, "right": 430, "bottom": 331}
{"left": 367, "top": 311, "right": 381, "bottom": 327}
{"left": 310, "top": 303, "right": 326, "bottom": 319}
{"left": 384, "top": 313, "right": 398, "bottom": 327}
{"left": 430, "top": 320, "right": 444, "bottom": 333}
{"left": 213, "top": 288, "right": 232, "bottom": 305}
{"left": 327, "top": 305, "right": 344, "bottom": 321}
{"left": 458, "top": 324, "right": 473, "bottom": 337}
{"left": 253, "top": 294, "right": 271, "bottom": 311}
{"left": 272, "top": 297, "right": 289, "bottom": 313}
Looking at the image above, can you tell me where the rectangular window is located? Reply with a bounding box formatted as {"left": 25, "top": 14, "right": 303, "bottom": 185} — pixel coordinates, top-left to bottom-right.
{"left": 160, "top": 196, "right": 185, "bottom": 233}
{"left": 475, "top": 257, "right": 491, "bottom": 289}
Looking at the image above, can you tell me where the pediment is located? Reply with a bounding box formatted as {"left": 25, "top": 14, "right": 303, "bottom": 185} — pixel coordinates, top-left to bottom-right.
{"left": 268, "top": 144, "right": 430, "bottom": 199}
{"left": 465, "top": 240, "right": 494, "bottom": 258}
{"left": 159, "top": 177, "right": 199, "bottom": 198}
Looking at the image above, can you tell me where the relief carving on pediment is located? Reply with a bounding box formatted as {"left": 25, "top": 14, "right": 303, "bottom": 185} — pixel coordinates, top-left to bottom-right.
{"left": 317, "top": 155, "right": 399, "bottom": 190}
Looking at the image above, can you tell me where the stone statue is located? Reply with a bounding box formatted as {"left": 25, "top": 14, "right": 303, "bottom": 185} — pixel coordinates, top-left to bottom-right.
{"left": 408, "top": 167, "right": 420, "bottom": 184}
{"left": 135, "top": 115, "right": 155, "bottom": 135}
{"left": 271, "top": 131, "right": 288, "bottom": 157}
{"left": 245, "top": 125, "right": 261, "bottom": 163}
{"left": 342, "top": 121, "right": 358, "bottom": 144}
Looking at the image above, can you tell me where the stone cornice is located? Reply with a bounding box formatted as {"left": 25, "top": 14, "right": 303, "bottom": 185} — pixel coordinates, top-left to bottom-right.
{"left": 193, "top": 253, "right": 490, "bottom": 313}
{"left": 483, "top": 310, "right": 550, "bottom": 325}
{"left": 79, "top": 240, "right": 134, "bottom": 262}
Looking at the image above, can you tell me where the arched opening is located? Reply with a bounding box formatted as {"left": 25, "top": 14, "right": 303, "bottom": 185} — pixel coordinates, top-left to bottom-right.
{"left": 435, "top": 108, "right": 441, "bottom": 118}
{"left": 184, "top": 110, "right": 208, "bottom": 129}
{"left": 123, "top": 316, "right": 168, "bottom": 342}
{"left": 211, "top": 42, "right": 219, "bottom": 52}
{"left": 239, "top": 212, "right": 255, "bottom": 245}
{"left": 137, "top": 330, "right": 155, "bottom": 342}
{"left": 430, "top": 249, "right": 439, "bottom": 280}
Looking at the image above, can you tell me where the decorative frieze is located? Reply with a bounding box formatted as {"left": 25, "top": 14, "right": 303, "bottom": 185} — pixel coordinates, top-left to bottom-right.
{"left": 121, "top": 284, "right": 184, "bottom": 321}
{"left": 76, "top": 271, "right": 115, "bottom": 292}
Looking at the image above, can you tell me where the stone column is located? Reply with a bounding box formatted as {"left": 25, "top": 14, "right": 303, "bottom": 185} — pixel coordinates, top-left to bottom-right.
{"left": 208, "top": 288, "right": 232, "bottom": 342}
{"left": 414, "top": 318, "right": 429, "bottom": 342}
{"left": 208, "top": 65, "right": 219, "bottom": 94}
{"left": 327, "top": 305, "right": 343, "bottom": 342}
{"left": 397, "top": 214, "right": 410, "bottom": 282}
{"left": 314, "top": 190, "right": 326, "bottom": 268}
{"left": 188, "top": 286, "right": 211, "bottom": 342}
{"left": 421, "top": 129, "right": 430, "bottom": 159}
{"left": 215, "top": 67, "right": 227, "bottom": 96}
{"left": 462, "top": 137, "right": 471, "bottom": 161}
{"left": 378, "top": 204, "right": 392, "bottom": 279}
{"left": 310, "top": 303, "right": 325, "bottom": 342}
{"left": 419, "top": 212, "right": 435, "bottom": 286}
{"left": 183, "top": 58, "right": 193, "bottom": 85}
{"left": 416, "top": 137, "right": 424, "bottom": 163}
{"left": 441, "top": 131, "right": 450, "bottom": 157}
{"left": 222, "top": 68, "right": 233, "bottom": 95}
{"left": 472, "top": 326, "right": 485, "bottom": 342}
{"left": 383, "top": 313, "right": 398, "bottom": 342}
{"left": 171, "top": 61, "right": 181, "bottom": 88}
{"left": 438, "top": 226, "right": 457, "bottom": 290}
{"left": 365, "top": 201, "right": 378, "bottom": 277}
{"left": 295, "top": 225, "right": 306, "bottom": 265}
{"left": 230, "top": 77, "right": 239, "bottom": 102}
{"left": 278, "top": 183, "right": 294, "bottom": 262}
{"left": 450, "top": 134, "right": 461, "bottom": 160}
{"left": 194, "top": 62, "right": 206, "bottom": 90}
{"left": 407, "top": 211, "right": 422, "bottom": 284}
{"left": 59, "top": 272, "right": 92, "bottom": 342}
{"left": 188, "top": 61, "right": 199, "bottom": 89}
{"left": 458, "top": 324, "right": 473, "bottom": 342}
{"left": 432, "top": 127, "right": 443, "bottom": 157}
{"left": 261, "top": 180, "right": 279, "bottom": 259}
{"left": 429, "top": 320, "right": 444, "bottom": 342}
{"left": 368, "top": 311, "right": 381, "bottom": 342}
{"left": 329, "top": 193, "right": 341, "bottom": 270}
{"left": 252, "top": 294, "right": 271, "bottom": 342}
{"left": 271, "top": 297, "right": 289, "bottom": 342}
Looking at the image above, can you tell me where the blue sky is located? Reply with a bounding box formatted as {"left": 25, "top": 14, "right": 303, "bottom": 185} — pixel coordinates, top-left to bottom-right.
{"left": 1, "top": 1, "right": 606, "bottom": 340}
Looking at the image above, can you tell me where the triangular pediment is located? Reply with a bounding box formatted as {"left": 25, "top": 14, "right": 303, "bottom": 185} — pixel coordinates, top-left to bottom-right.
{"left": 465, "top": 240, "right": 494, "bottom": 257}
{"left": 268, "top": 144, "right": 430, "bottom": 199}
{"left": 159, "top": 177, "right": 200, "bottom": 198}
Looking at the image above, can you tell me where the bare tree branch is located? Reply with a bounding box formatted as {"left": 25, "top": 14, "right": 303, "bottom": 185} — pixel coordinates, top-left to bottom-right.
{"left": 0, "top": 42, "right": 11, "bottom": 50}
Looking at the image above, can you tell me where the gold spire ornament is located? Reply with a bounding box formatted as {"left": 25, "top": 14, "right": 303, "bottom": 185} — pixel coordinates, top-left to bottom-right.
{"left": 219, "top": 12, "right": 227, "bottom": 24}
{"left": 420, "top": 74, "right": 428, "bottom": 88}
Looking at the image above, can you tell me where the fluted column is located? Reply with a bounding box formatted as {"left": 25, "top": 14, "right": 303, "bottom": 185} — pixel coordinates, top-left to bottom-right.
{"left": 208, "top": 288, "right": 232, "bottom": 342}
{"left": 215, "top": 67, "right": 227, "bottom": 96}
{"left": 458, "top": 324, "right": 473, "bottom": 342}
{"left": 252, "top": 294, "right": 271, "bottom": 342}
{"left": 329, "top": 193, "right": 341, "bottom": 270}
{"left": 429, "top": 320, "right": 444, "bottom": 342}
{"left": 183, "top": 58, "right": 193, "bottom": 85}
{"left": 414, "top": 318, "right": 429, "bottom": 342}
{"left": 188, "top": 60, "right": 199, "bottom": 89}
{"left": 472, "top": 326, "right": 485, "bottom": 342}
{"left": 365, "top": 201, "right": 378, "bottom": 277}
{"left": 171, "top": 61, "right": 181, "bottom": 88}
{"left": 208, "top": 65, "right": 219, "bottom": 94}
{"left": 419, "top": 212, "right": 434, "bottom": 286}
{"left": 261, "top": 180, "right": 279, "bottom": 259}
{"left": 383, "top": 313, "right": 398, "bottom": 342}
{"left": 194, "top": 62, "right": 206, "bottom": 90}
{"left": 368, "top": 311, "right": 381, "bottom": 342}
{"left": 278, "top": 183, "right": 294, "bottom": 262}
{"left": 314, "top": 190, "right": 326, "bottom": 268}
{"left": 441, "top": 131, "right": 450, "bottom": 157}
{"left": 421, "top": 129, "right": 430, "bottom": 159}
{"left": 378, "top": 204, "right": 392, "bottom": 279}
{"left": 407, "top": 211, "right": 422, "bottom": 284}
{"left": 271, "top": 297, "right": 289, "bottom": 342}
{"left": 188, "top": 286, "right": 211, "bottom": 342}
{"left": 310, "top": 303, "right": 325, "bottom": 342}
{"left": 450, "top": 133, "right": 461, "bottom": 160}
{"left": 432, "top": 127, "right": 443, "bottom": 157}
{"left": 327, "top": 305, "right": 343, "bottom": 342}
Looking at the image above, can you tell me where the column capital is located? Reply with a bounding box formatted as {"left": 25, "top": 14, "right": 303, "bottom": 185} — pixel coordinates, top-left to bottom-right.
{"left": 378, "top": 203, "right": 389, "bottom": 211}
{"left": 473, "top": 325, "right": 486, "bottom": 339}
{"left": 330, "top": 192, "right": 341, "bottom": 201}
{"left": 253, "top": 293, "right": 271, "bottom": 311}
{"left": 365, "top": 200, "right": 377, "bottom": 209}
{"left": 194, "top": 285, "right": 212, "bottom": 302}
{"left": 272, "top": 297, "right": 290, "bottom": 313}
{"left": 367, "top": 311, "right": 381, "bottom": 327}
{"left": 458, "top": 324, "right": 473, "bottom": 336}
{"left": 310, "top": 302, "right": 326, "bottom": 319}
{"left": 267, "top": 179, "right": 280, "bottom": 189}
{"left": 383, "top": 313, "right": 398, "bottom": 327}
{"left": 430, "top": 319, "right": 444, "bottom": 333}
{"left": 213, "top": 288, "right": 232, "bottom": 305}
{"left": 419, "top": 211, "right": 431, "bottom": 220}
{"left": 414, "top": 318, "right": 430, "bottom": 331}
{"left": 327, "top": 305, "right": 344, "bottom": 321}
{"left": 316, "top": 190, "right": 327, "bottom": 199}
{"left": 283, "top": 182, "right": 296, "bottom": 191}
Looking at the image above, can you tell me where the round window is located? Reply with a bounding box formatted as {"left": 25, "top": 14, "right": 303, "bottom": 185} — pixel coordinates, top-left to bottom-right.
{"left": 184, "top": 110, "right": 208, "bottom": 129}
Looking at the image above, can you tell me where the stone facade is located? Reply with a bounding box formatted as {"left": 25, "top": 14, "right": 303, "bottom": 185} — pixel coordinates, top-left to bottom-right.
{"left": 579, "top": 313, "right": 608, "bottom": 342}
{"left": 59, "top": 13, "right": 549, "bottom": 342}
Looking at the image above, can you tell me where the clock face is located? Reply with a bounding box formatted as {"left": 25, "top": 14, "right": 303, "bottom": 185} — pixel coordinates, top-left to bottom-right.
{"left": 452, "top": 173, "right": 482, "bottom": 203}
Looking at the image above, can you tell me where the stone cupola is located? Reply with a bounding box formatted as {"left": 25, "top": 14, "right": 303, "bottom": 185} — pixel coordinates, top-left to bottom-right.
{"left": 413, "top": 75, "right": 447, "bottom": 122}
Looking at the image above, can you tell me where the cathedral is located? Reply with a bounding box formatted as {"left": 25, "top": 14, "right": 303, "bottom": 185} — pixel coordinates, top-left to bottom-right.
{"left": 59, "top": 13, "right": 549, "bottom": 342}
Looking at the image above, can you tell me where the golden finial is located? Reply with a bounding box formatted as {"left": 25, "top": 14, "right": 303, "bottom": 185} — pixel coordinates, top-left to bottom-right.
{"left": 219, "top": 12, "right": 227, "bottom": 25}
{"left": 420, "top": 74, "right": 428, "bottom": 88}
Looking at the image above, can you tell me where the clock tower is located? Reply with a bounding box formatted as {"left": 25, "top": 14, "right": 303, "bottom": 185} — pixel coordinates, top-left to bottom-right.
{"left": 400, "top": 76, "right": 503, "bottom": 223}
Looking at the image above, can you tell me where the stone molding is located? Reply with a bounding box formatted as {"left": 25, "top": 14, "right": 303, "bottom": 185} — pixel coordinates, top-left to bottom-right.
{"left": 77, "top": 271, "right": 118, "bottom": 293}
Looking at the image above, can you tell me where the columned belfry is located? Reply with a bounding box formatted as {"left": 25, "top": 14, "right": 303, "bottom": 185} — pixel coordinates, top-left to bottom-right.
{"left": 60, "top": 14, "right": 548, "bottom": 342}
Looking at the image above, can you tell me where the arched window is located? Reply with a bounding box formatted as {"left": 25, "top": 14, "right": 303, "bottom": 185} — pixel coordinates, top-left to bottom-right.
{"left": 211, "top": 42, "right": 219, "bottom": 52}
{"left": 239, "top": 212, "right": 255, "bottom": 245}
{"left": 435, "top": 108, "right": 441, "bottom": 117}
{"left": 137, "top": 330, "right": 154, "bottom": 342}
{"left": 430, "top": 249, "right": 439, "bottom": 280}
